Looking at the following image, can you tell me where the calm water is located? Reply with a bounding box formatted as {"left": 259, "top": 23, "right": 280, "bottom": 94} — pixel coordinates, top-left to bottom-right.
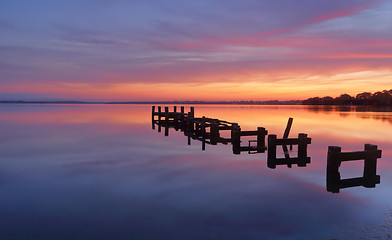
{"left": 0, "top": 104, "right": 391, "bottom": 240}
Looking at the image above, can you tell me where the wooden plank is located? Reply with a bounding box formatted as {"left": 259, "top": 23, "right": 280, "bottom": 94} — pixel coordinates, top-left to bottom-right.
{"left": 273, "top": 157, "right": 311, "bottom": 165}
{"left": 275, "top": 138, "right": 300, "bottom": 145}
{"left": 283, "top": 117, "right": 293, "bottom": 139}
{"left": 240, "top": 131, "right": 259, "bottom": 136}
{"left": 339, "top": 150, "right": 382, "bottom": 161}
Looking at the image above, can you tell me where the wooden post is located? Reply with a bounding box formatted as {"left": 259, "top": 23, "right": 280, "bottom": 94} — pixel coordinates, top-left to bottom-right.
{"left": 202, "top": 138, "right": 206, "bottom": 151}
{"left": 181, "top": 106, "right": 184, "bottom": 113}
{"left": 187, "top": 112, "right": 194, "bottom": 132}
{"left": 165, "top": 125, "right": 169, "bottom": 136}
{"left": 297, "top": 133, "right": 308, "bottom": 166}
{"left": 231, "top": 123, "right": 238, "bottom": 140}
{"left": 158, "top": 106, "right": 162, "bottom": 123}
{"left": 188, "top": 136, "right": 191, "bottom": 145}
{"left": 201, "top": 116, "right": 206, "bottom": 134}
{"left": 210, "top": 122, "right": 219, "bottom": 145}
{"left": 363, "top": 144, "right": 379, "bottom": 187}
{"left": 190, "top": 107, "right": 194, "bottom": 118}
{"left": 283, "top": 117, "right": 293, "bottom": 138}
{"left": 164, "top": 107, "right": 169, "bottom": 124}
{"left": 283, "top": 117, "right": 293, "bottom": 150}
{"left": 232, "top": 125, "right": 241, "bottom": 154}
{"left": 152, "top": 106, "right": 156, "bottom": 130}
{"left": 174, "top": 106, "right": 177, "bottom": 113}
{"left": 257, "top": 127, "right": 266, "bottom": 153}
{"left": 326, "top": 146, "right": 341, "bottom": 192}
{"left": 267, "top": 134, "right": 277, "bottom": 169}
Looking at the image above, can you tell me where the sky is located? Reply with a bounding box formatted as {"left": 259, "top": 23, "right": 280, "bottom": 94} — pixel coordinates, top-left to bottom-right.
{"left": 1, "top": 0, "right": 392, "bottom": 101}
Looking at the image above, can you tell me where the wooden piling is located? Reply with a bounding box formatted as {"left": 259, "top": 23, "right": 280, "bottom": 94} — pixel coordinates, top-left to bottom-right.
{"left": 210, "top": 122, "right": 219, "bottom": 145}
{"left": 297, "top": 133, "right": 309, "bottom": 166}
{"left": 283, "top": 117, "right": 293, "bottom": 139}
{"left": 164, "top": 107, "right": 169, "bottom": 124}
{"left": 232, "top": 125, "right": 241, "bottom": 155}
{"left": 158, "top": 106, "right": 162, "bottom": 122}
{"left": 363, "top": 144, "right": 379, "bottom": 187}
{"left": 257, "top": 127, "right": 267, "bottom": 152}
{"left": 152, "top": 106, "right": 156, "bottom": 129}
{"left": 267, "top": 134, "right": 277, "bottom": 169}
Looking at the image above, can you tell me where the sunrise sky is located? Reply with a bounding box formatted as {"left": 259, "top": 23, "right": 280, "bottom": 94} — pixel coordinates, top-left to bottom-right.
{"left": 1, "top": 0, "right": 392, "bottom": 101}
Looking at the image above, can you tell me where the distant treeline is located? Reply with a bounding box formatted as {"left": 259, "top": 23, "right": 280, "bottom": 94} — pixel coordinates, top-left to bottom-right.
{"left": 303, "top": 90, "right": 392, "bottom": 105}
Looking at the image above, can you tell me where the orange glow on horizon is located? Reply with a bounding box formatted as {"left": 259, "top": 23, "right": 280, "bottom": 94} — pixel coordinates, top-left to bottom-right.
{"left": 2, "top": 69, "right": 392, "bottom": 101}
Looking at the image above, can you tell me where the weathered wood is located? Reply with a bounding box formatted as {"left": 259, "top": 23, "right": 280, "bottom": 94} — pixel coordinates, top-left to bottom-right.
{"left": 210, "top": 122, "right": 219, "bottom": 145}
{"left": 240, "top": 131, "right": 259, "bottom": 136}
{"left": 326, "top": 144, "right": 381, "bottom": 193}
{"left": 257, "top": 127, "right": 267, "bottom": 152}
{"left": 283, "top": 117, "right": 293, "bottom": 139}
{"left": 232, "top": 125, "right": 241, "bottom": 155}
{"left": 275, "top": 138, "right": 306, "bottom": 145}
{"left": 298, "top": 133, "right": 309, "bottom": 163}
{"left": 338, "top": 150, "right": 382, "bottom": 162}
{"left": 267, "top": 134, "right": 277, "bottom": 169}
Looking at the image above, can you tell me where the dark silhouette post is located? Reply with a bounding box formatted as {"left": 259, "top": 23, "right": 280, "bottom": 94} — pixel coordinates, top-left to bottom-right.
{"left": 298, "top": 133, "right": 308, "bottom": 166}
{"left": 152, "top": 106, "right": 156, "bottom": 130}
{"left": 267, "top": 134, "right": 277, "bottom": 168}
{"left": 326, "top": 146, "right": 341, "bottom": 192}
{"left": 201, "top": 116, "right": 206, "bottom": 134}
{"left": 158, "top": 106, "right": 162, "bottom": 123}
{"left": 257, "top": 127, "right": 267, "bottom": 153}
{"left": 232, "top": 124, "right": 241, "bottom": 154}
{"left": 174, "top": 106, "right": 177, "bottom": 113}
{"left": 164, "top": 107, "right": 169, "bottom": 125}
{"left": 363, "top": 144, "right": 379, "bottom": 187}
{"left": 210, "top": 122, "right": 219, "bottom": 145}
{"left": 181, "top": 106, "right": 184, "bottom": 113}
{"left": 283, "top": 117, "right": 293, "bottom": 150}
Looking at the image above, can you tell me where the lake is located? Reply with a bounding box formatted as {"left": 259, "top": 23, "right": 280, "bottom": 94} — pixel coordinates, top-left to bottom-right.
{"left": 0, "top": 104, "right": 391, "bottom": 240}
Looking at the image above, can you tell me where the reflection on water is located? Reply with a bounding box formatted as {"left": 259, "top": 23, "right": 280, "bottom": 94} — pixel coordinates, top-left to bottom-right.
{"left": 0, "top": 104, "right": 391, "bottom": 240}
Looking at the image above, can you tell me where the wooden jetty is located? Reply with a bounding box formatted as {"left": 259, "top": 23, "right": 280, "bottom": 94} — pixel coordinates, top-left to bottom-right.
{"left": 327, "top": 144, "right": 381, "bottom": 193}
{"left": 152, "top": 106, "right": 268, "bottom": 154}
{"left": 267, "top": 133, "right": 311, "bottom": 168}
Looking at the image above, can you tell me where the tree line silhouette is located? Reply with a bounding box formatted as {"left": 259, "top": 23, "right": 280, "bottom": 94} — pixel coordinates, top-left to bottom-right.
{"left": 303, "top": 90, "right": 392, "bottom": 105}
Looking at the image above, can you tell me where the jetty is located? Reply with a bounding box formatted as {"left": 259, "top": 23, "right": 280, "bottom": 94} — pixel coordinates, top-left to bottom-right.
{"left": 152, "top": 106, "right": 268, "bottom": 154}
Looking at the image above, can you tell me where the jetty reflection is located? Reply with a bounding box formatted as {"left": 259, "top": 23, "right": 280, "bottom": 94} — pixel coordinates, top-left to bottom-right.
{"left": 326, "top": 144, "right": 382, "bottom": 193}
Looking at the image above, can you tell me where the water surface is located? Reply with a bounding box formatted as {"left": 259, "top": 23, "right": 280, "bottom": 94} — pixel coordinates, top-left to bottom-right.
{"left": 0, "top": 104, "right": 391, "bottom": 239}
